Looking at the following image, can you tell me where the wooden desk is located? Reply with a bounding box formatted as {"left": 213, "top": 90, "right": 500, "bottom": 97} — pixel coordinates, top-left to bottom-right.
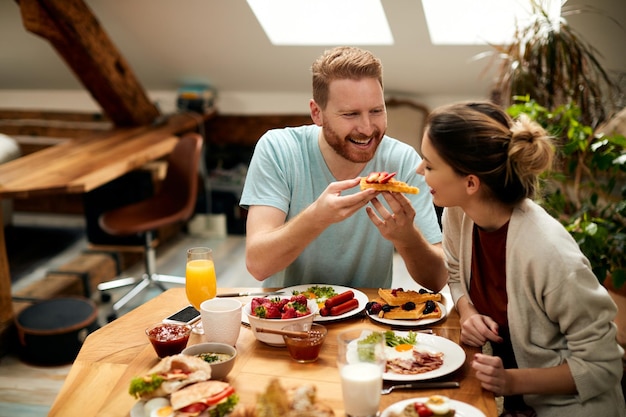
{"left": 0, "top": 111, "right": 210, "bottom": 326}
{"left": 49, "top": 287, "right": 497, "bottom": 417}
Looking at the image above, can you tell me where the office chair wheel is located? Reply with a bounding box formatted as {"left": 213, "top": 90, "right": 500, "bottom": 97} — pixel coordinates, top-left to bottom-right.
{"left": 100, "top": 292, "right": 112, "bottom": 303}
{"left": 106, "top": 312, "right": 117, "bottom": 322}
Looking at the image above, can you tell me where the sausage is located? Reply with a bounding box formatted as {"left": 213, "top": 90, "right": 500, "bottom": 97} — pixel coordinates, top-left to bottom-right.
{"left": 324, "top": 290, "right": 355, "bottom": 309}
{"left": 329, "top": 298, "right": 359, "bottom": 316}
{"left": 319, "top": 307, "right": 330, "bottom": 317}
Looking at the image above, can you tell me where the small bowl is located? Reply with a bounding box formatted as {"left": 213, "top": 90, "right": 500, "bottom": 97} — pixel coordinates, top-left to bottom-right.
{"left": 282, "top": 323, "right": 327, "bottom": 363}
{"left": 243, "top": 297, "right": 318, "bottom": 346}
{"left": 182, "top": 342, "right": 237, "bottom": 380}
{"left": 146, "top": 322, "right": 191, "bottom": 358}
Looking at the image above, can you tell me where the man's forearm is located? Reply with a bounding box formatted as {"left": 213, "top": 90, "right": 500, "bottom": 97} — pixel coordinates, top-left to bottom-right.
{"left": 246, "top": 206, "right": 328, "bottom": 280}
{"left": 396, "top": 237, "right": 446, "bottom": 292}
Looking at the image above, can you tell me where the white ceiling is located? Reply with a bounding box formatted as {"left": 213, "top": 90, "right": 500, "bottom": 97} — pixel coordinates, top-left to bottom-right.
{"left": 1, "top": 0, "right": 625, "bottom": 103}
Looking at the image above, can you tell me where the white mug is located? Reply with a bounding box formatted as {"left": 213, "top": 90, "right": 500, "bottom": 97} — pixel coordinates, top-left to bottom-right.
{"left": 200, "top": 298, "right": 242, "bottom": 346}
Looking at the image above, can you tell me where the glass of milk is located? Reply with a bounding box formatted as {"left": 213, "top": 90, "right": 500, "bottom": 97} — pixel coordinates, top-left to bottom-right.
{"left": 337, "top": 329, "right": 386, "bottom": 417}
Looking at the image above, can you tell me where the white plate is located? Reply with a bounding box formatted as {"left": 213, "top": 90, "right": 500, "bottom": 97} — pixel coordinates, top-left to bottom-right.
{"left": 381, "top": 397, "right": 486, "bottom": 417}
{"left": 383, "top": 331, "right": 465, "bottom": 381}
{"left": 280, "top": 284, "right": 369, "bottom": 322}
{"left": 367, "top": 301, "right": 447, "bottom": 327}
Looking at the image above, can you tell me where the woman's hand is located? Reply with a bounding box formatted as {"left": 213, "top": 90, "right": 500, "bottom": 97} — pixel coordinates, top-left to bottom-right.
{"left": 472, "top": 353, "right": 512, "bottom": 396}
{"left": 460, "top": 312, "right": 503, "bottom": 347}
{"left": 365, "top": 191, "right": 416, "bottom": 242}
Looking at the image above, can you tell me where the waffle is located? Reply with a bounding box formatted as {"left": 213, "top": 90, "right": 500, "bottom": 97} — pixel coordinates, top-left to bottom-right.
{"left": 377, "top": 288, "right": 442, "bottom": 306}
{"left": 380, "top": 302, "right": 442, "bottom": 320}
{"left": 360, "top": 177, "right": 419, "bottom": 194}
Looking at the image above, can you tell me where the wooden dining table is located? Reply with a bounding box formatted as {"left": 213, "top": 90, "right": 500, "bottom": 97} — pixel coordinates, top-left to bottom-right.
{"left": 48, "top": 287, "right": 498, "bottom": 417}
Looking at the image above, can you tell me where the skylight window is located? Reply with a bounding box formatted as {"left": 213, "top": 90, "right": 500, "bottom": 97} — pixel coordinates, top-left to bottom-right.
{"left": 246, "top": 0, "right": 394, "bottom": 46}
{"left": 422, "top": 0, "right": 562, "bottom": 45}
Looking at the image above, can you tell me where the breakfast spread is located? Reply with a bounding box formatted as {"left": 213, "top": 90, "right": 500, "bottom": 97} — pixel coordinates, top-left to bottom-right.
{"left": 230, "top": 378, "right": 334, "bottom": 417}
{"left": 390, "top": 395, "right": 456, "bottom": 417}
{"left": 128, "top": 354, "right": 239, "bottom": 417}
{"left": 367, "top": 288, "right": 443, "bottom": 320}
{"left": 360, "top": 171, "right": 419, "bottom": 194}
{"left": 382, "top": 331, "right": 445, "bottom": 376}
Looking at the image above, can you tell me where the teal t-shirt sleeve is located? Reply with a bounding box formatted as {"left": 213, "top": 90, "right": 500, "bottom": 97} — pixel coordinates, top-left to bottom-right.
{"left": 240, "top": 129, "right": 293, "bottom": 213}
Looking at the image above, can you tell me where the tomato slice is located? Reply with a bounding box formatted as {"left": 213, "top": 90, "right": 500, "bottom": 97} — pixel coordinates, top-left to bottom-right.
{"left": 180, "top": 402, "right": 207, "bottom": 414}
{"left": 204, "top": 385, "right": 235, "bottom": 406}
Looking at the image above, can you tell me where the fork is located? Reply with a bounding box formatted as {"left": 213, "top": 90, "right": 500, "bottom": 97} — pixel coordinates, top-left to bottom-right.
{"left": 381, "top": 381, "right": 460, "bottom": 395}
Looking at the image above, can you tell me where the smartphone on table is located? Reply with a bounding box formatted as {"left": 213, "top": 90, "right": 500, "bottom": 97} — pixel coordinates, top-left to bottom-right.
{"left": 163, "top": 305, "right": 201, "bottom": 325}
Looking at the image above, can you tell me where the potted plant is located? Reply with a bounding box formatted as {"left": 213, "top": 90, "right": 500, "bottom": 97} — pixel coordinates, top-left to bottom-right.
{"left": 486, "top": 0, "right": 622, "bottom": 128}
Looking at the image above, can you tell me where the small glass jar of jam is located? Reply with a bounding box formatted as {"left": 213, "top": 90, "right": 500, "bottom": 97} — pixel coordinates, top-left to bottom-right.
{"left": 146, "top": 322, "right": 191, "bottom": 358}
{"left": 282, "top": 323, "right": 327, "bottom": 363}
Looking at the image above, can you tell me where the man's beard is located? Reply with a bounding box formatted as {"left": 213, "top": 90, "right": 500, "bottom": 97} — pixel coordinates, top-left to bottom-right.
{"left": 323, "top": 125, "right": 383, "bottom": 163}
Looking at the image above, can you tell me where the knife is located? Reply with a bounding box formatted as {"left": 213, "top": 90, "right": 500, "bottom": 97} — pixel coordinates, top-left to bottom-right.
{"left": 217, "top": 291, "right": 285, "bottom": 297}
{"left": 381, "top": 381, "right": 459, "bottom": 394}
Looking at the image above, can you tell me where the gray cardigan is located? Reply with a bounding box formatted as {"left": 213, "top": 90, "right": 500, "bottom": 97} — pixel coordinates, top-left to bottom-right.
{"left": 444, "top": 199, "right": 625, "bottom": 416}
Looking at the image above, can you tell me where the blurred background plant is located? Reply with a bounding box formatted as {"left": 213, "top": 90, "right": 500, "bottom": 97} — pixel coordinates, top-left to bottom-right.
{"left": 508, "top": 97, "right": 626, "bottom": 289}
{"left": 482, "top": 0, "right": 626, "bottom": 289}
{"left": 486, "top": 0, "right": 623, "bottom": 129}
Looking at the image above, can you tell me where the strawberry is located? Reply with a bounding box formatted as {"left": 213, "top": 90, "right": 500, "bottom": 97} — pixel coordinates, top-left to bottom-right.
{"left": 292, "top": 294, "right": 307, "bottom": 305}
{"left": 366, "top": 172, "right": 380, "bottom": 183}
{"left": 265, "top": 304, "right": 282, "bottom": 319}
{"left": 250, "top": 298, "right": 264, "bottom": 312}
{"left": 281, "top": 307, "right": 297, "bottom": 319}
{"left": 379, "top": 172, "right": 397, "bottom": 183}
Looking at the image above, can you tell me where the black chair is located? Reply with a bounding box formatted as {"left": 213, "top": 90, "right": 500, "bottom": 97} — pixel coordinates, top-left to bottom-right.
{"left": 97, "top": 133, "right": 203, "bottom": 320}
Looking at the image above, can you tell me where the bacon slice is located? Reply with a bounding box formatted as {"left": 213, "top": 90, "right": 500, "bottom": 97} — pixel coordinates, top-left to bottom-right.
{"left": 386, "top": 350, "right": 444, "bottom": 375}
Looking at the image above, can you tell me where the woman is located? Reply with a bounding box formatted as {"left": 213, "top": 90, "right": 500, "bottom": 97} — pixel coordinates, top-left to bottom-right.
{"left": 416, "top": 101, "right": 625, "bottom": 416}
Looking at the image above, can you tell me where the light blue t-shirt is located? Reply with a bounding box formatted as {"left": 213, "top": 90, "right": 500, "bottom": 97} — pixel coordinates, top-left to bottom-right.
{"left": 240, "top": 124, "right": 442, "bottom": 288}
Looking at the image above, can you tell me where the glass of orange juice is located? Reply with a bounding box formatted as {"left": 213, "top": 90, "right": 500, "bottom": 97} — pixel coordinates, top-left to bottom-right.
{"left": 186, "top": 247, "right": 217, "bottom": 334}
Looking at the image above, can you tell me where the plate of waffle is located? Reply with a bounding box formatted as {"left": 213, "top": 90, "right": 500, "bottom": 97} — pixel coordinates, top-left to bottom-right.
{"left": 366, "top": 288, "right": 447, "bottom": 327}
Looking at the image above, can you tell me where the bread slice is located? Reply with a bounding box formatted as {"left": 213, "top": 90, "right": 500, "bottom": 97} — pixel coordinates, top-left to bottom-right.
{"left": 360, "top": 177, "right": 419, "bottom": 194}
{"left": 377, "top": 288, "right": 442, "bottom": 306}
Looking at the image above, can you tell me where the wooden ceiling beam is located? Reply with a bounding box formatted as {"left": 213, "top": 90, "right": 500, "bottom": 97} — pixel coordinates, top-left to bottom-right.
{"left": 16, "top": 0, "right": 160, "bottom": 127}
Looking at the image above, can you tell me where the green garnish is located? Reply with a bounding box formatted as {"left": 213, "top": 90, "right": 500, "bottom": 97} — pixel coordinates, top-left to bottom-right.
{"left": 199, "top": 353, "right": 220, "bottom": 363}
{"left": 357, "top": 331, "right": 384, "bottom": 362}
{"left": 128, "top": 374, "right": 164, "bottom": 398}
{"left": 208, "top": 393, "right": 239, "bottom": 417}
{"left": 384, "top": 330, "right": 417, "bottom": 347}
{"left": 293, "top": 286, "right": 337, "bottom": 300}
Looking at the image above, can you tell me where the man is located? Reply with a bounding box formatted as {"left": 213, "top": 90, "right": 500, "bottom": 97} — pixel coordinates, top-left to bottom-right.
{"left": 239, "top": 46, "right": 445, "bottom": 290}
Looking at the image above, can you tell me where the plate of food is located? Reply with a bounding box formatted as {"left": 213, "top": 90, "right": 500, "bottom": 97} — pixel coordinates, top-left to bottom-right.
{"left": 381, "top": 395, "right": 486, "bottom": 417}
{"left": 129, "top": 354, "right": 239, "bottom": 417}
{"left": 381, "top": 330, "right": 465, "bottom": 381}
{"left": 281, "top": 284, "right": 369, "bottom": 322}
{"left": 366, "top": 288, "right": 447, "bottom": 327}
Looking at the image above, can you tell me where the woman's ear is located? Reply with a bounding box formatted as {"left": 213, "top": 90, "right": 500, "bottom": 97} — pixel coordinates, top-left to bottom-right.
{"left": 465, "top": 174, "right": 480, "bottom": 195}
{"left": 310, "top": 99, "right": 323, "bottom": 126}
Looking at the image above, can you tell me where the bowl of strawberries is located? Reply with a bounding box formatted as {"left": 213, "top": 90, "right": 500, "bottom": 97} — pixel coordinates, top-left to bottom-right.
{"left": 243, "top": 295, "right": 318, "bottom": 346}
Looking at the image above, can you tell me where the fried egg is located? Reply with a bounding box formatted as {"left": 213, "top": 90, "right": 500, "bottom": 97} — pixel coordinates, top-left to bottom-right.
{"left": 143, "top": 398, "right": 172, "bottom": 417}
{"left": 426, "top": 395, "right": 451, "bottom": 414}
{"left": 151, "top": 405, "right": 174, "bottom": 417}
{"left": 384, "top": 343, "right": 415, "bottom": 361}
